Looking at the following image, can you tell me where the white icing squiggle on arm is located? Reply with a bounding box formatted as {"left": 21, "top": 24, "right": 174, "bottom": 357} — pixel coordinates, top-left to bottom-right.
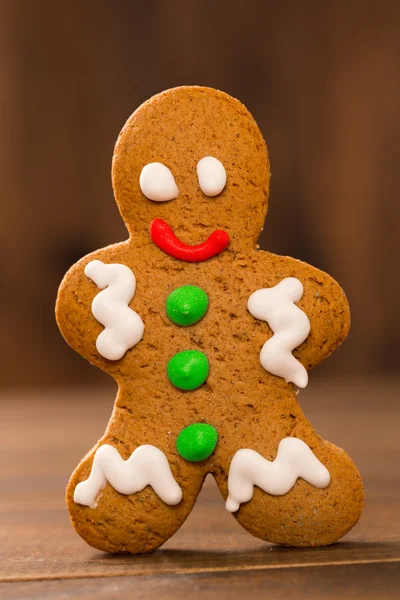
{"left": 85, "top": 260, "right": 144, "bottom": 361}
{"left": 226, "top": 437, "right": 330, "bottom": 513}
{"left": 74, "top": 444, "right": 183, "bottom": 508}
{"left": 248, "top": 277, "right": 310, "bottom": 388}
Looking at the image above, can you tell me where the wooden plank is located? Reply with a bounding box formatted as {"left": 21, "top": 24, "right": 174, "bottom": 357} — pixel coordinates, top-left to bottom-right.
{"left": 1, "top": 562, "right": 400, "bottom": 599}
{"left": 0, "top": 379, "right": 399, "bottom": 584}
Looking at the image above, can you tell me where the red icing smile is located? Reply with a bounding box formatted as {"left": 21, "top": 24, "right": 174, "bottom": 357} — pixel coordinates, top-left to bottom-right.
{"left": 149, "top": 219, "right": 230, "bottom": 262}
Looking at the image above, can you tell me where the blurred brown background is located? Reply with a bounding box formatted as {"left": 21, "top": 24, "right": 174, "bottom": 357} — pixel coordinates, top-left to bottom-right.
{"left": 1, "top": 0, "right": 399, "bottom": 387}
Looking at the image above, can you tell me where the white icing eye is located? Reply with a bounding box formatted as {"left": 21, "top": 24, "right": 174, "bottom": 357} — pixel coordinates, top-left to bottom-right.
{"left": 139, "top": 162, "right": 179, "bottom": 202}
{"left": 197, "top": 156, "right": 227, "bottom": 197}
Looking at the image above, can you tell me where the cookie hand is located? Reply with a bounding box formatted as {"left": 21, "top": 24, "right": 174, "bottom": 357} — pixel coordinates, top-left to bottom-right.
{"left": 56, "top": 247, "right": 144, "bottom": 369}
{"left": 293, "top": 267, "right": 350, "bottom": 370}
{"left": 84, "top": 260, "right": 144, "bottom": 360}
{"left": 248, "top": 278, "right": 310, "bottom": 388}
{"left": 251, "top": 252, "right": 350, "bottom": 373}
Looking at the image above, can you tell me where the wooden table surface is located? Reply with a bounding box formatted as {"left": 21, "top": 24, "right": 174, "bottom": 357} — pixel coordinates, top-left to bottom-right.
{"left": 0, "top": 379, "right": 399, "bottom": 598}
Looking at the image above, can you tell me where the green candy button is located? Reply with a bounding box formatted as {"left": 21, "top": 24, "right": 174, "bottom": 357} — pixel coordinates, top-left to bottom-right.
{"left": 167, "top": 350, "right": 209, "bottom": 390}
{"left": 176, "top": 423, "right": 218, "bottom": 462}
{"left": 166, "top": 285, "right": 208, "bottom": 326}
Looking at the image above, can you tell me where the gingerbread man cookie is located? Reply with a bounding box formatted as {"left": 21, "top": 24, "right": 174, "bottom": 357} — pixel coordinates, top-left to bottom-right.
{"left": 56, "top": 86, "right": 363, "bottom": 553}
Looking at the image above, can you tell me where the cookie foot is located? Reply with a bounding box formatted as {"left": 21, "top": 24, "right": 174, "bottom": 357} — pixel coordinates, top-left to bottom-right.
{"left": 225, "top": 438, "right": 330, "bottom": 513}
{"left": 216, "top": 440, "right": 363, "bottom": 547}
{"left": 67, "top": 444, "right": 203, "bottom": 554}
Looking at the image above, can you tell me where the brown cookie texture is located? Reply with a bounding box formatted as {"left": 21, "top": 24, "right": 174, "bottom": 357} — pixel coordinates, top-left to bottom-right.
{"left": 56, "top": 86, "right": 363, "bottom": 554}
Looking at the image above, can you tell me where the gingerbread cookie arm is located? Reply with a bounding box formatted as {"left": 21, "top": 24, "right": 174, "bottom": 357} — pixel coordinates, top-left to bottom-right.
{"left": 251, "top": 251, "right": 350, "bottom": 373}
{"left": 56, "top": 243, "right": 143, "bottom": 373}
{"left": 291, "top": 260, "right": 350, "bottom": 371}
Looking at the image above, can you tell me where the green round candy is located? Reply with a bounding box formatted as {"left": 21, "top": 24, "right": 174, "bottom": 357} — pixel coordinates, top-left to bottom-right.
{"left": 176, "top": 423, "right": 218, "bottom": 462}
{"left": 167, "top": 350, "right": 209, "bottom": 390}
{"left": 166, "top": 285, "right": 209, "bottom": 326}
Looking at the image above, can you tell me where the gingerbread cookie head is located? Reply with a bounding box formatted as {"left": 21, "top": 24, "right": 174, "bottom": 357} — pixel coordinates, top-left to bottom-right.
{"left": 112, "top": 86, "right": 270, "bottom": 253}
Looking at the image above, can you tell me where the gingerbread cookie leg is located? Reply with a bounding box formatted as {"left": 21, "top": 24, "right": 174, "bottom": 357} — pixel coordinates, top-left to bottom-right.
{"left": 214, "top": 424, "right": 363, "bottom": 547}
{"left": 67, "top": 443, "right": 205, "bottom": 554}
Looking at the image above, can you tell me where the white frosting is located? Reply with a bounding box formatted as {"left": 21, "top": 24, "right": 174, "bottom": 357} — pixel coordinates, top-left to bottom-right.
{"left": 85, "top": 260, "right": 144, "bottom": 361}
{"left": 74, "top": 444, "right": 183, "bottom": 508}
{"left": 197, "top": 156, "right": 227, "bottom": 197}
{"left": 248, "top": 277, "right": 310, "bottom": 388}
{"left": 226, "top": 437, "right": 330, "bottom": 512}
{"left": 139, "top": 162, "right": 179, "bottom": 202}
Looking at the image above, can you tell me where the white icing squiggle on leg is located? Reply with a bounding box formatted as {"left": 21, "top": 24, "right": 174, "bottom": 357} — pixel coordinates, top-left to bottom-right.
{"left": 74, "top": 444, "right": 183, "bottom": 508}
{"left": 85, "top": 260, "right": 144, "bottom": 360}
{"left": 226, "top": 437, "right": 330, "bottom": 513}
{"left": 248, "top": 277, "right": 310, "bottom": 388}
